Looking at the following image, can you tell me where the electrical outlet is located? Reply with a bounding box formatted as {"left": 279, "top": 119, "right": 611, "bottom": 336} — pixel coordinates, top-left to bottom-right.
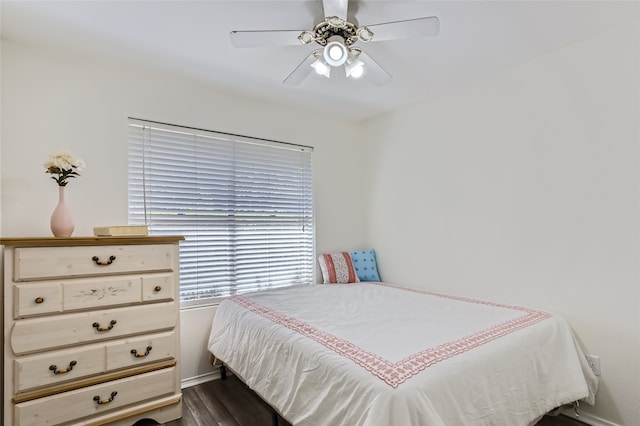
{"left": 587, "top": 355, "right": 601, "bottom": 376}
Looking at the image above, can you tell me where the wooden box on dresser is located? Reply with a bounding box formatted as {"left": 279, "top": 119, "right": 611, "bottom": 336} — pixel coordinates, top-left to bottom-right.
{"left": 0, "top": 236, "right": 184, "bottom": 426}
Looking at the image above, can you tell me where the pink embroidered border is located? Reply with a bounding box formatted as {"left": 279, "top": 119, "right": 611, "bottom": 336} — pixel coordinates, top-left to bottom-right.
{"left": 230, "top": 283, "right": 551, "bottom": 388}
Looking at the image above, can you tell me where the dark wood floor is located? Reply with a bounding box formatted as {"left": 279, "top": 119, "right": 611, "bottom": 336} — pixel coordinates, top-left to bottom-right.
{"left": 163, "top": 375, "right": 286, "bottom": 426}
{"left": 149, "top": 375, "right": 587, "bottom": 426}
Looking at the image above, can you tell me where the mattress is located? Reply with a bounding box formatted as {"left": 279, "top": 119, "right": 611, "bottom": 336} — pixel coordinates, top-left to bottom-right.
{"left": 208, "top": 282, "right": 597, "bottom": 426}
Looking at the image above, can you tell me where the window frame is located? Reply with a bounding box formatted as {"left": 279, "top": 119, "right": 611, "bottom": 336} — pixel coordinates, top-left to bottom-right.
{"left": 127, "top": 118, "right": 315, "bottom": 308}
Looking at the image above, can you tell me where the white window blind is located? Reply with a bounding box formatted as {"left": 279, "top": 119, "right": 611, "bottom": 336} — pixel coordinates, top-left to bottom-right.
{"left": 127, "top": 119, "right": 314, "bottom": 306}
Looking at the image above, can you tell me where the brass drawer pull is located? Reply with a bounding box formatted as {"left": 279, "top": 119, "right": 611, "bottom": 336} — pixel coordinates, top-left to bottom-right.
{"left": 92, "top": 255, "right": 116, "bottom": 266}
{"left": 93, "top": 391, "right": 117, "bottom": 405}
{"left": 49, "top": 360, "right": 77, "bottom": 375}
{"left": 154, "top": 285, "right": 162, "bottom": 292}
{"left": 131, "top": 346, "right": 153, "bottom": 358}
{"left": 92, "top": 320, "right": 117, "bottom": 332}
{"left": 34, "top": 297, "right": 45, "bottom": 304}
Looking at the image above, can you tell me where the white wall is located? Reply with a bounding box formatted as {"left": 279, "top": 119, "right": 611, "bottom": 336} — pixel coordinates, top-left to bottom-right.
{"left": 362, "top": 21, "right": 639, "bottom": 426}
{"left": 0, "top": 39, "right": 367, "bottom": 382}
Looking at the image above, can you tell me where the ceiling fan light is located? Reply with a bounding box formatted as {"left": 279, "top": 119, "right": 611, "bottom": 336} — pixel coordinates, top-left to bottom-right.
{"left": 346, "top": 59, "right": 364, "bottom": 78}
{"left": 311, "top": 59, "right": 331, "bottom": 78}
{"left": 328, "top": 45, "right": 344, "bottom": 61}
{"left": 323, "top": 36, "right": 348, "bottom": 67}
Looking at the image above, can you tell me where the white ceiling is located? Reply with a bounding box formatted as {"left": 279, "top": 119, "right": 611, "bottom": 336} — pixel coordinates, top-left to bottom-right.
{"left": 2, "top": 0, "right": 638, "bottom": 120}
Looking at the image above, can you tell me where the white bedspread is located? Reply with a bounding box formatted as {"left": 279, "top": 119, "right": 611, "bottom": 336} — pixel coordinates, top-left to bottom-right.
{"left": 208, "top": 283, "right": 597, "bottom": 426}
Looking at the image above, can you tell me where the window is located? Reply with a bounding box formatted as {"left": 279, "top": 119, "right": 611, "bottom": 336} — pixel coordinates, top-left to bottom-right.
{"left": 128, "top": 119, "right": 314, "bottom": 307}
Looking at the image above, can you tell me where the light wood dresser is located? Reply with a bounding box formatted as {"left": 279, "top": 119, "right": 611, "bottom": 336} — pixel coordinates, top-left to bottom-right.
{"left": 0, "top": 236, "right": 184, "bottom": 426}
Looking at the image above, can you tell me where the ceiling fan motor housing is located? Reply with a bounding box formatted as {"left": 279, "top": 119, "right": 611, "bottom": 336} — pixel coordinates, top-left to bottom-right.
{"left": 309, "top": 17, "right": 360, "bottom": 46}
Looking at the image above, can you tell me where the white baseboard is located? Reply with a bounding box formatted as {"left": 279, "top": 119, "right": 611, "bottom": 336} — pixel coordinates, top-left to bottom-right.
{"left": 181, "top": 370, "right": 220, "bottom": 389}
{"left": 560, "top": 408, "right": 622, "bottom": 426}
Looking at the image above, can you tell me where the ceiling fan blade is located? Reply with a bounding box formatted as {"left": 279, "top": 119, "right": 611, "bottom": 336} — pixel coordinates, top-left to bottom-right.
{"left": 322, "top": 0, "right": 348, "bottom": 20}
{"left": 283, "top": 53, "right": 317, "bottom": 85}
{"left": 366, "top": 16, "right": 440, "bottom": 42}
{"left": 359, "top": 51, "right": 392, "bottom": 86}
{"left": 230, "top": 30, "right": 304, "bottom": 48}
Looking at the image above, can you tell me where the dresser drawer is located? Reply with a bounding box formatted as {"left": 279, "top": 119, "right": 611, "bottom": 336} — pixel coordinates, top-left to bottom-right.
{"left": 63, "top": 276, "right": 141, "bottom": 312}
{"left": 13, "top": 244, "right": 174, "bottom": 282}
{"left": 15, "top": 273, "right": 176, "bottom": 319}
{"left": 14, "top": 345, "right": 105, "bottom": 393}
{"left": 11, "top": 302, "right": 177, "bottom": 355}
{"left": 14, "top": 331, "right": 177, "bottom": 394}
{"left": 15, "top": 277, "right": 140, "bottom": 319}
{"left": 14, "top": 367, "right": 176, "bottom": 426}
{"left": 106, "top": 331, "right": 176, "bottom": 371}
{"left": 14, "top": 282, "right": 62, "bottom": 317}
{"left": 142, "top": 273, "right": 175, "bottom": 302}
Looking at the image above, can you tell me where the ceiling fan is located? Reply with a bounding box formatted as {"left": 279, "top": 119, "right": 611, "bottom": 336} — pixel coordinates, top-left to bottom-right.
{"left": 230, "top": 0, "right": 439, "bottom": 86}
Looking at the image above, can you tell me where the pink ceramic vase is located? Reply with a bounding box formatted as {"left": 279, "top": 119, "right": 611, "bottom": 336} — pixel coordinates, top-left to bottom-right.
{"left": 50, "top": 186, "right": 75, "bottom": 237}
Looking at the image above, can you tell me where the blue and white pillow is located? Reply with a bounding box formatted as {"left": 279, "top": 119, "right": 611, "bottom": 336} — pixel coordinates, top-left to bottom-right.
{"left": 350, "top": 249, "right": 381, "bottom": 282}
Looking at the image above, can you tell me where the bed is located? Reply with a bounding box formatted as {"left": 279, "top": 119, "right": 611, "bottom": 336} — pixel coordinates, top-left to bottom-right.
{"left": 207, "top": 282, "right": 597, "bottom": 425}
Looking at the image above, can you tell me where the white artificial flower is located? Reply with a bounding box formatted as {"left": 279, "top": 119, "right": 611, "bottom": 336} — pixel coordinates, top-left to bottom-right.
{"left": 44, "top": 152, "right": 85, "bottom": 187}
